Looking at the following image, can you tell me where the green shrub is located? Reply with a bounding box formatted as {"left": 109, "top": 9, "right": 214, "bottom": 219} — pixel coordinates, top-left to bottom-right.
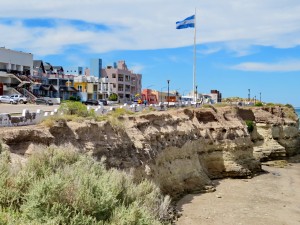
{"left": 285, "top": 104, "right": 294, "bottom": 109}
{"left": 69, "top": 96, "right": 81, "bottom": 102}
{"left": 255, "top": 102, "right": 263, "bottom": 106}
{"left": 59, "top": 101, "right": 95, "bottom": 117}
{"left": 0, "top": 148, "right": 170, "bottom": 224}
{"left": 245, "top": 120, "right": 254, "bottom": 133}
{"left": 108, "top": 93, "right": 118, "bottom": 101}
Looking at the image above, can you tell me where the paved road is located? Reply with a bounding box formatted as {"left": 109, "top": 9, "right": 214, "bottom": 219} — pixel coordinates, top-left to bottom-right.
{"left": 0, "top": 103, "right": 60, "bottom": 114}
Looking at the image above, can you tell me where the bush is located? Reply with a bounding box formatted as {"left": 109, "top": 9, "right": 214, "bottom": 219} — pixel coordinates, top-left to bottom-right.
{"left": 245, "top": 120, "right": 254, "bottom": 133}
{"left": 59, "top": 101, "right": 95, "bottom": 117}
{"left": 108, "top": 93, "right": 118, "bottom": 101}
{"left": 285, "top": 104, "right": 294, "bottom": 109}
{"left": 69, "top": 96, "right": 81, "bottom": 101}
{"left": 0, "top": 148, "right": 170, "bottom": 224}
{"left": 255, "top": 102, "right": 263, "bottom": 106}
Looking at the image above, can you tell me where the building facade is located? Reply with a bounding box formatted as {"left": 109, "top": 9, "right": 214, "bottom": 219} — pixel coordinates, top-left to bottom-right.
{"left": 0, "top": 48, "right": 33, "bottom": 96}
{"left": 0, "top": 47, "right": 33, "bottom": 75}
{"left": 90, "top": 59, "right": 102, "bottom": 78}
{"left": 64, "top": 66, "right": 83, "bottom": 76}
{"left": 74, "top": 76, "right": 112, "bottom": 101}
{"left": 101, "top": 60, "right": 142, "bottom": 103}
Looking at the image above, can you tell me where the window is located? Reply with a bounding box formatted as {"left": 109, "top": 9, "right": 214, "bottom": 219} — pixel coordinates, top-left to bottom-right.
{"left": 113, "top": 84, "right": 116, "bottom": 88}
{"left": 118, "top": 84, "right": 124, "bottom": 92}
{"left": 112, "top": 73, "right": 116, "bottom": 78}
{"left": 118, "top": 74, "right": 124, "bottom": 82}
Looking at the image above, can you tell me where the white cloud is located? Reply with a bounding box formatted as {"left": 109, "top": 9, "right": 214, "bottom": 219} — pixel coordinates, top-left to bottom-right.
{"left": 128, "top": 63, "right": 145, "bottom": 73}
{"left": 230, "top": 59, "right": 300, "bottom": 72}
{"left": 199, "top": 47, "right": 221, "bottom": 55}
{"left": 1, "top": 0, "right": 300, "bottom": 56}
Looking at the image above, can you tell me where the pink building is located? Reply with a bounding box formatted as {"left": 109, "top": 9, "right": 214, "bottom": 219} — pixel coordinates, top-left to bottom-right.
{"left": 101, "top": 60, "right": 142, "bottom": 103}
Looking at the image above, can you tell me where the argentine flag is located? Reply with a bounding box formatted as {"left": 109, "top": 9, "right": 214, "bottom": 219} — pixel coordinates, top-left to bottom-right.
{"left": 176, "top": 15, "right": 195, "bottom": 29}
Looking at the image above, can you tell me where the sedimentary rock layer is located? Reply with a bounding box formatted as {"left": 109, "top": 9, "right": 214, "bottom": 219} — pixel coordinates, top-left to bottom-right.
{"left": 0, "top": 106, "right": 299, "bottom": 197}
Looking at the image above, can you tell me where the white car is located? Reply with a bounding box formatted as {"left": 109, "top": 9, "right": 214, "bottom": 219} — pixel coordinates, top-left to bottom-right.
{"left": 10, "top": 94, "right": 27, "bottom": 104}
{"left": 0, "top": 95, "right": 17, "bottom": 104}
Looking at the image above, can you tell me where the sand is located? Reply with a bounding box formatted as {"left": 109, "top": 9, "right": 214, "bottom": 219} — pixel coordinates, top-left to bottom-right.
{"left": 176, "top": 160, "right": 300, "bottom": 225}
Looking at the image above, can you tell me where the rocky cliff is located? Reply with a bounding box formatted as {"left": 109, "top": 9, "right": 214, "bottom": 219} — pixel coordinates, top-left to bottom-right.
{"left": 0, "top": 106, "right": 299, "bottom": 198}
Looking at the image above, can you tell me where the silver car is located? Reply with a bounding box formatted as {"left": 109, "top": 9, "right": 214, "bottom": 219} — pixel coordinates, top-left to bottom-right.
{"left": 0, "top": 95, "right": 17, "bottom": 104}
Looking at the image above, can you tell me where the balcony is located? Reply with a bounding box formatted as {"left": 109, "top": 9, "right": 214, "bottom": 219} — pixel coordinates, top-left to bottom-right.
{"left": 98, "top": 88, "right": 112, "bottom": 93}
{"left": 100, "top": 77, "right": 109, "bottom": 83}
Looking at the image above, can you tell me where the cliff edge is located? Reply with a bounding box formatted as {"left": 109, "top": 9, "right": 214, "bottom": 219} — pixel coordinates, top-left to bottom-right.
{"left": 0, "top": 106, "right": 299, "bottom": 198}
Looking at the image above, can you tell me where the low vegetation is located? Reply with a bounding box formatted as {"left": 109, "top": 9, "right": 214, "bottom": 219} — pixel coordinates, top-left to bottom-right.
{"left": 254, "top": 102, "right": 263, "bottom": 107}
{"left": 41, "top": 102, "right": 134, "bottom": 129}
{"left": 0, "top": 148, "right": 171, "bottom": 224}
{"left": 59, "top": 101, "right": 95, "bottom": 117}
{"left": 245, "top": 120, "right": 254, "bottom": 133}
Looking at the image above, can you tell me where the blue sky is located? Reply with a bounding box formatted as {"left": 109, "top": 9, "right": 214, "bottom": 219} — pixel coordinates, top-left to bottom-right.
{"left": 1, "top": 0, "right": 300, "bottom": 106}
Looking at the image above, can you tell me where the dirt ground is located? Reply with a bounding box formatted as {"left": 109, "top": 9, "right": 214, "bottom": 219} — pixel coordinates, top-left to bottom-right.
{"left": 176, "top": 159, "right": 300, "bottom": 225}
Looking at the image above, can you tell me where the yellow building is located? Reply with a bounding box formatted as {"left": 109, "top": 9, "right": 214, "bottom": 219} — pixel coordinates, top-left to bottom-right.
{"left": 73, "top": 81, "right": 87, "bottom": 93}
{"left": 74, "top": 76, "right": 110, "bottom": 101}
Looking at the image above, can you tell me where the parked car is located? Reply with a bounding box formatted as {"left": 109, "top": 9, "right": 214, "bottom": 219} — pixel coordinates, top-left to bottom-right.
{"left": 83, "top": 99, "right": 99, "bottom": 105}
{"left": 35, "top": 98, "right": 53, "bottom": 105}
{"left": 0, "top": 95, "right": 17, "bottom": 104}
{"left": 98, "top": 99, "right": 108, "bottom": 106}
{"left": 10, "top": 94, "right": 27, "bottom": 104}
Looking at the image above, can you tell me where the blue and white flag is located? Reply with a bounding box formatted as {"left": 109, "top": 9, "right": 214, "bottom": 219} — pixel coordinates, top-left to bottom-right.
{"left": 176, "top": 15, "right": 195, "bottom": 29}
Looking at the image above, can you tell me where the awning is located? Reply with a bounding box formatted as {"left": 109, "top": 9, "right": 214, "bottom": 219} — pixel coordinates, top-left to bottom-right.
{"left": 59, "top": 86, "right": 78, "bottom": 92}
{"left": 39, "top": 85, "right": 57, "bottom": 91}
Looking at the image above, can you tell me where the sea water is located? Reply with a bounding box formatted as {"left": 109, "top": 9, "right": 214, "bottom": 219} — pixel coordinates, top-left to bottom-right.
{"left": 295, "top": 108, "right": 300, "bottom": 118}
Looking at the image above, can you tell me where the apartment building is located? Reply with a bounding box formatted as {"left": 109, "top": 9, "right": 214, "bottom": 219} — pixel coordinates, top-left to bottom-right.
{"left": 74, "top": 75, "right": 111, "bottom": 101}
{"left": 101, "top": 60, "right": 142, "bottom": 103}
{"left": 0, "top": 47, "right": 33, "bottom": 75}
{"left": 0, "top": 47, "right": 33, "bottom": 95}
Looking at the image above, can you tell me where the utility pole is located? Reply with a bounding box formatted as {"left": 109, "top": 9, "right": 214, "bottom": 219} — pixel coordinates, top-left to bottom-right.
{"left": 167, "top": 80, "right": 170, "bottom": 107}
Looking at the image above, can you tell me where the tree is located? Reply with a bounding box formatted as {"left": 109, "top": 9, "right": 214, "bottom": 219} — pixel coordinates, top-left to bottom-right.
{"left": 108, "top": 93, "right": 118, "bottom": 101}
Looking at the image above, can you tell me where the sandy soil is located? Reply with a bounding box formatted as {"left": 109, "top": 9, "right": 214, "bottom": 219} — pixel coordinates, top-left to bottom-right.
{"left": 176, "top": 161, "right": 300, "bottom": 225}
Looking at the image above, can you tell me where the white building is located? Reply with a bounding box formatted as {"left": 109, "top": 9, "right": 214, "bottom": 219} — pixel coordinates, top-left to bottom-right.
{"left": 0, "top": 48, "right": 33, "bottom": 96}
{"left": 0, "top": 47, "right": 33, "bottom": 75}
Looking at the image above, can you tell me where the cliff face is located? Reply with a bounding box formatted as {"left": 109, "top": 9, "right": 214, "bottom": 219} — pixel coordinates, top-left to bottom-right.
{"left": 237, "top": 107, "right": 300, "bottom": 161}
{"left": 0, "top": 106, "right": 299, "bottom": 198}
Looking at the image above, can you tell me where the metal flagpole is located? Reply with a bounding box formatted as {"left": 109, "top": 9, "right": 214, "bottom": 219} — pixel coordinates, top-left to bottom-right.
{"left": 193, "top": 8, "right": 197, "bottom": 102}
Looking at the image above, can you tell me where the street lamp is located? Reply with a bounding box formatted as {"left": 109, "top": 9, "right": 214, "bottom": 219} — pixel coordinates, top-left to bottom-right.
{"left": 248, "top": 89, "right": 250, "bottom": 101}
{"left": 167, "top": 80, "right": 170, "bottom": 107}
{"left": 259, "top": 92, "right": 261, "bottom": 102}
{"left": 160, "top": 86, "right": 166, "bottom": 103}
